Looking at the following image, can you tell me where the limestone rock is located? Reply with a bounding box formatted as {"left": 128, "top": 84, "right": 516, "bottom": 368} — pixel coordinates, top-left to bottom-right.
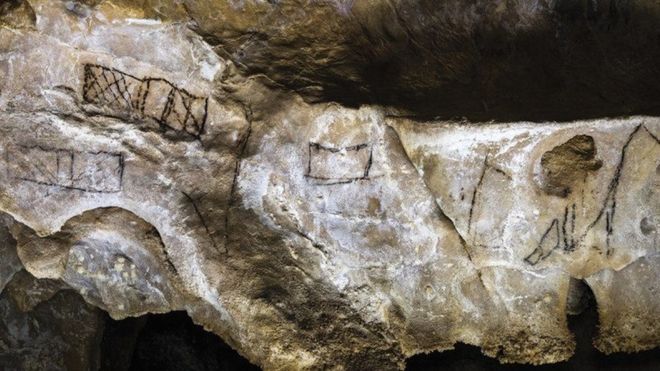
{"left": 390, "top": 116, "right": 659, "bottom": 361}
{"left": 0, "top": 0, "right": 35, "bottom": 30}
{"left": 587, "top": 254, "right": 660, "bottom": 354}
{"left": 0, "top": 215, "right": 21, "bottom": 293}
{"left": 0, "top": 1, "right": 658, "bottom": 370}
{"left": 11, "top": 208, "right": 188, "bottom": 318}
{"left": 390, "top": 118, "right": 659, "bottom": 277}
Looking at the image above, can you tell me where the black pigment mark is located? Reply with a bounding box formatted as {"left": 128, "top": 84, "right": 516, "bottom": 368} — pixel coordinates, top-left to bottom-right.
{"left": 524, "top": 218, "right": 561, "bottom": 265}
{"left": 309, "top": 142, "right": 369, "bottom": 153}
{"left": 642, "top": 125, "right": 660, "bottom": 144}
{"left": 307, "top": 141, "right": 312, "bottom": 176}
{"left": 363, "top": 147, "right": 373, "bottom": 178}
{"left": 12, "top": 144, "right": 124, "bottom": 193}
{"left": 467, "top": 155, "right": 489, "bottom": 235}
{"left": 223, "top": 106, "right": 253, "bottom": 253}
{"left": 181, "top": 191, "right": 222, "bottom": 252}
{"left": 560, "top": 203, "right": 578, "bottom": 252}
{"left": 294, "top": 226, "right": 328, "bottom": 255}
{"left": 158, "top": 242, "right": 180, "bottom": 277}
{"left": 53, "top": 85, "right": 77, "bottom": 95}
{"left": 466, "top": 154, "right": 511, "bottom": 243}
{"left": 569, "top": 203, "right": 576, "bottom": 251}
{"left": 525, "top": 123, "right": 659, "bottom": 265}
{"left": 305, "top": 141, "right": 373, "bottom": 185}
{"left": 562, "top": 206, "right": 569, "bottom": 251}
{"left": 525, "top": 202, "right": 579, "bottom": 265}
{"left": 83, "top": 64, "right": 209, "bottom": 140}
{"left": 490, "top": 165, "right": 512, "bottom": 179}
{"left": 583, "top": 124, "right": 642, "bottom": 253}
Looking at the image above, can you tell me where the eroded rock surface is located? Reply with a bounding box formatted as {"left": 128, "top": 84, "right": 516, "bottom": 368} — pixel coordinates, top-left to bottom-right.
{"left": 0, "top": 1, "right": 658, "bottom": 370}
{"left": 0, "top": 270, "right": 104, "bottom": 371}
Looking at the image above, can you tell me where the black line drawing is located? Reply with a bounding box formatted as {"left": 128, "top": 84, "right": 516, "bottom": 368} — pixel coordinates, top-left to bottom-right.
{"left": 467, "top": 155, "right": 490, "bottom": 236}
{"left": 224, "top": 106, "right": 253, "bottom": 253}
{"left": 581, "top": 125, "right": 642, "bottom": 255}
{"left": 524, "top": 204, "right": 577, "bottom": 265}
{"left": 83, "top": 64, "right": 209, "bottom": 139}
{"left": 525, "top": 219, "right": 560, "bottom": 265}
{"left": 524, "top": 124, "right": 659, "bottom": 265}
{"left": 563, "top": 203, "right": 577, "bottom": 252}
{"left": 181, "top": 191, "right": 224, "bottom": 253}
{"left": 466, "top": 153, "right": 511, "bottom": 248}
{"left": 643, "top": 125, "right": 660, "bottom": 143}
{"left": 10, "top": 145, "right": 124, "bottom": 193}
{"left": 305, "top": 142, "right": 373, "bottom": 185}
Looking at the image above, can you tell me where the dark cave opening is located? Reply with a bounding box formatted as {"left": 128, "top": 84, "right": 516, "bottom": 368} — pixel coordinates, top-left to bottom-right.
{"left": 99, "top": 311, "right": 260, "bottom": 371}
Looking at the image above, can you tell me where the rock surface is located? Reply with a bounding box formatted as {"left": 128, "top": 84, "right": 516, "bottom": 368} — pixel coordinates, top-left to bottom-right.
{"left": 0, "top": 270, "right": 105, "bottom": 371}
{"left": 0, "top": 1, "right": 658, "bottom": 370}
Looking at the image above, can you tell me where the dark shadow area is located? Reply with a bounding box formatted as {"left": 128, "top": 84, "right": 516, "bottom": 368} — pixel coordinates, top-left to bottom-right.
{"left": 406, "top": 281, "right": 659, "bottom": 371}
{"left": 97, "top": 297, "right": 659, "bottom": 371}
{"left": 99, "top": 311, "right": 261, "bottom": 371}
{"left": 208, "top": 0, "right": 660, "bottom": 122}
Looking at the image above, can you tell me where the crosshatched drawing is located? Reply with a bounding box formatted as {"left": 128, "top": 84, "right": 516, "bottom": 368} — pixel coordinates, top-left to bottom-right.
{"left": 83, "top": 64, "right": 208, "bottom": 139}
{"left": 9, "top": 145, "right": 124, "bottom": 193}
{"left": 305, "top": 142, "right": 373, "bottom": 185}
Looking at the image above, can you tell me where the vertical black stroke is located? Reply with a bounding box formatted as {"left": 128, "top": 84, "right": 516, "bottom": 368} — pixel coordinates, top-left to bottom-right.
{"left": 584, "top": 124, "right": 642, "bottom": 250}
{"left": 467, "top": 154, "right": 489, "bottom": 236}
{"left": 181, "top": 191, "right": 218, "bottom": 251}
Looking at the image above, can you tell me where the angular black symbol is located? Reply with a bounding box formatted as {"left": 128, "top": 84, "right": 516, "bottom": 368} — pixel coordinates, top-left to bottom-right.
{"left": 305, "top": 142, "right": 373, "bottom": 185}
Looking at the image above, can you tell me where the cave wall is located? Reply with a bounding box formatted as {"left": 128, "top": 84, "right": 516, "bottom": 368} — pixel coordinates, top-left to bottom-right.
{"left": 0, "top": 1, "right": 658, "bottom": 370}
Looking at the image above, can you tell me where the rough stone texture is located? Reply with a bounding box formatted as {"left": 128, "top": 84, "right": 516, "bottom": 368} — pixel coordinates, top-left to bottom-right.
{"left": 0, "top": 215, "right": 22, "bottom": 293}
{"left": 391, "top": 118, "right": 659, "bottom": 359}
{"left": 587, "top": 254, "right": 660, "bottom": 354}
{"left": 183, "top": 0, "right": 660, "bottom": 120}
{"left": 0, "top": 271, "right": 105, "bottom": 371}
{"left": 0, "top": 1, "right": 658, "bottom": 370}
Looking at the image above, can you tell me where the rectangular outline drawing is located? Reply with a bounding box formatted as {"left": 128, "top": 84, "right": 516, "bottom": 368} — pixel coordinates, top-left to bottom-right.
{"left": 9, "top": 145, "right": 124, "bottom": 193}
{"left": 305, "top": 142, "right": 373, "bottom": 185}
